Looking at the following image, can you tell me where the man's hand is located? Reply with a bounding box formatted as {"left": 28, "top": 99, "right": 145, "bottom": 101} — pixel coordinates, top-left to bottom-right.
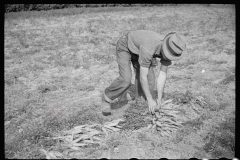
{"left": 157, "top": 99, "right": 164, "bottom": 110}
{"left": 148, "top": 98, "right": 157, "bottom": 114}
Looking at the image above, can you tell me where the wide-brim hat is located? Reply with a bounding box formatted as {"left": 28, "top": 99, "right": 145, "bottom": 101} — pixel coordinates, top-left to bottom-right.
{"left": 162, "top": 32, "right": 187, "bottom": 61}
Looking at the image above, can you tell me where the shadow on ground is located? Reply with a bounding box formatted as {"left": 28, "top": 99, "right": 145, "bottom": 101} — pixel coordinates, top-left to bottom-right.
{"left": 110, "top": 84, "right": 158, "bottom": 110}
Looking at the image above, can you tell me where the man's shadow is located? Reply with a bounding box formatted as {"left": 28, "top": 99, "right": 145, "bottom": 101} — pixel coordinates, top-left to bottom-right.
{"left": 110, "top": 84, "right": 158, "bottom": 110}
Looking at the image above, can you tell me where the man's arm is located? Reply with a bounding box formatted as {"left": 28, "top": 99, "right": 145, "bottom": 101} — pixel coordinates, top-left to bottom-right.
{"left": 140, "top": 67, "right": 152, "bottom": 100}
{"left": 140, "top": 66, "right": 157, "bottom": 113}
{"left": 157, "top": 64, "right": 168, "bottom": 108}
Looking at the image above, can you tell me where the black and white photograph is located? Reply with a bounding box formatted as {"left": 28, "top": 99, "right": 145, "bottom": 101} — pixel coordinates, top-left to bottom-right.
{"left": 4, "top": 4, "right": 235, "bottom": 159}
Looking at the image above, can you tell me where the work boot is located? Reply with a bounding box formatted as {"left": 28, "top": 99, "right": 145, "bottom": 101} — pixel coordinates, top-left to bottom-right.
{"left": 101, "top": 96, "right": 111, "bottom": 116}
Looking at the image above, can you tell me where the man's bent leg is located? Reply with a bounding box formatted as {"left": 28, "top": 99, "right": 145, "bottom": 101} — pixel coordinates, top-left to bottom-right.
{"left": 102, "top": 51, "right": 132, "bottom": 116}
{"left": 102, "top": 33, "right": 131, "bottom": 116}
{"left": 104, "top": 51, "right": 132, "bottom": 101}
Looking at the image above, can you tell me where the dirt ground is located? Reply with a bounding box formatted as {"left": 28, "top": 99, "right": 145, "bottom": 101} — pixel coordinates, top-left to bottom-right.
{"left": 4, "top": 4, "right": 235, "bottom": 159}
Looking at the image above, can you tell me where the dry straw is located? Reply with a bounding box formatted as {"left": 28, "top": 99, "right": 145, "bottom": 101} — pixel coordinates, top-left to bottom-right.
{"left": 41, "top": 94, "right": 208, "bottom": 158}
{"left": 134, "top": 96, "right": 207, "bottom": 137}
{"left": 41, "top": 118, "right": 124, "bottom": 159}
{"left": 133, "top": 99, "right": 183, "bottom": 137}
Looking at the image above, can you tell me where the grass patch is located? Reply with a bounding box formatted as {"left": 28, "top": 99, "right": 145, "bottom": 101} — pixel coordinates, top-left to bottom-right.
{"left": 37, "top": 84, "right": 58, "bottom": 93}
{"left": 220, "top": 74, "right": 235, "bottom": 85}
{"left": 203, "top": 115, "right": 235, "bottom": 158}
{"left": 120, "top": 98, "right": 149, "bottom": 130}
{"left": 5, "top": 6, "right": 142, "bottom": 20}
{"left": 225, "top": 48, "right": 235, "bottom": 55}
{"left": 173, "top": 126, "right": 194, "bottom": 144}
{"left": 63, "top": 108, "right": 105, "bottom": 129}
{"left": 5, "top": 122, "right": 54, "bottom": 159}
{"left": 183, "top": 118, "right": 205, "bottom": 131}
{"left": 42, "top": 107, "right": 105, "bottom": 133}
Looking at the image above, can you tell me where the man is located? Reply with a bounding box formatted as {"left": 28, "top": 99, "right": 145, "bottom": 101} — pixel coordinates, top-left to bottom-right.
{"left": 101, "top": 30, "right": 187, "bottom": 116}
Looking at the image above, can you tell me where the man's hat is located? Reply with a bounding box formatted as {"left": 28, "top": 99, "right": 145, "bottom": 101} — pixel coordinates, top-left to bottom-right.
{"left": 162, "top": 32, "right": 187, "bottom": 61}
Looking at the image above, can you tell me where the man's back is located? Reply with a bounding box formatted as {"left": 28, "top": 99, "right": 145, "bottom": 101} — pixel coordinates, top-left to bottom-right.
{"left": 127, "top": 30, "right": 164, "bottom": 56}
